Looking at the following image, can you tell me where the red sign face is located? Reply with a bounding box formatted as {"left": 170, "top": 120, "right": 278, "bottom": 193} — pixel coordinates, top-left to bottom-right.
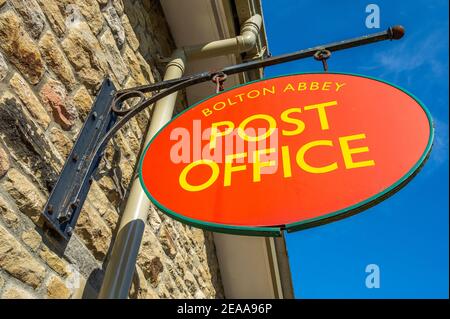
{"left": 139, "top": 73, "right": 433, "bottom": 236}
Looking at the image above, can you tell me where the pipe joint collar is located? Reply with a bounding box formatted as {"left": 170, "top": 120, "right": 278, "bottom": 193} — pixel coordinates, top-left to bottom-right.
{"left": 165, "top": 49, "right": 186, "bottom": 74}
{"left": 237, "top": 14, "right": 262, "bottom": 52}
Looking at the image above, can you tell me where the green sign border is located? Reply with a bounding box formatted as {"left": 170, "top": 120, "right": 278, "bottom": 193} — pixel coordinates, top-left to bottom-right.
{"left": 138, "top": 72, "right": 434, "bottom": 237}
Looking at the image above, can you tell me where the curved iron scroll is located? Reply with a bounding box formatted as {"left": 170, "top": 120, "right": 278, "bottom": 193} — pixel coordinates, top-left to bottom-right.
{"left": 99, "top": 74, "right": 207, "bottom": 158}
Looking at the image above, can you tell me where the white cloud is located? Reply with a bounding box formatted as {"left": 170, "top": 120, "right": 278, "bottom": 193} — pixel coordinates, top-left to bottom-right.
{"left": 361, "top": 26, "right": 448, "bottom": 82}
{"left": 430, "top": 118, "right": 448, "bottom": 164}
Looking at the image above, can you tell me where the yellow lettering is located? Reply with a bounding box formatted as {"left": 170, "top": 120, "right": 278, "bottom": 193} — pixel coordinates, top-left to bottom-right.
{"left": 263, "top": 86, "right": 276, "bottom": 95}
{"left": 281, "top": 145, "right": 292, "bottom": 178}
{"left": 296, "top": 140, "right": 338, "bottom": 173}
{"left": 297, "top": 82, "right": 307, "bottom": 91}
{"left": 202, "top": 108, "right": 212, "bottom": 117}
{"left": 210, "top": 121, "right": 234, "bottom": 149}
{"left": 227, "top": 98, "right": 237, "bottom": 105}
{"left": 179, "top": 159, "right": 219, "bottom": 192}
{"left": 235, "top": 93, "right": 246, "bottom": 102}
{"left": 335, "top": 82, "right": 346, "bottom": 91}
{"left": 213, "top": 101, "right": 226, "bottom": 111}
{"left": 339, "top": 133, "right": 375, "bottom": 169}
{"left": 304, "top": 100, "right": 337, "bottom": 130}
{"left": 322, "top": 82, "right": 332, "bottom": 91}
{"left": 253, "top": 148, "right": 276, "bottom": 182}
{"left": 280, "top": 107, "right": 305, "bottom": 136}
{"left": 238, "top": 114, "right": 276, "bottom": 142}
{"left": 283, "top": 83, "right": 295, "bottom": 92}
{"left": 310, "top": 82, "right": 319, "bottom": 90}
{"left": 247, "top": 90, "right": 260, "bottom": 99}
{"left": 224, "top": 152, "right": 247, "bottom": 186}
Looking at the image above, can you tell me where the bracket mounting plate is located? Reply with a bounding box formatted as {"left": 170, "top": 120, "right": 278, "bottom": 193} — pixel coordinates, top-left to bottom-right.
{"left": 42, "top": 79, "right": 117, "bottom": 240}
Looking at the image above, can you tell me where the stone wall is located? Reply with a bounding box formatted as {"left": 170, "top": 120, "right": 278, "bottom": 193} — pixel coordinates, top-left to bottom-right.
{"left": 0, "top": 0, "right": 223, "bottom": 299}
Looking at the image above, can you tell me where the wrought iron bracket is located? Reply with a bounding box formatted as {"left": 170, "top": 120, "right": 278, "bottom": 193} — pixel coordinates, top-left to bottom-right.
{"left": 41, "top": 26, "right": 405, "bottom": 240}
{"left": 42, "top": 79, "right": 118, "bottom": 239}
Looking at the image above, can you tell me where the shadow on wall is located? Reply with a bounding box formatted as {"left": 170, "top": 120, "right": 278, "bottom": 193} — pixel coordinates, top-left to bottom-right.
{"left": 89, "top": 0, "right": 225, "bottom": 299}
{"left": 123, "top": 0, "right": 175, "bottom": 80}
{"left": 76, "top": 0, "right": 175, "bottom": 298}
{"left": 83, "top": 219, "right": 146, "bottom": 299}
{"left": 202, "top": 230, "right": 225, "bottom": 298}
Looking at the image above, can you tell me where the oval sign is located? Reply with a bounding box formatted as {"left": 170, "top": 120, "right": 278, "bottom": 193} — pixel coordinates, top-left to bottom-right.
{"left": 139, "top": 73, "right": 433, "bottom": 236}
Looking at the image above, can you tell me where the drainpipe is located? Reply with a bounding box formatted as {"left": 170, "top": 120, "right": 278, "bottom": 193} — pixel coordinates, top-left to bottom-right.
{"left": 98, "top": 50, "right": 186, "bottom": 299}
{"left": 98, "top": 14, "right": 262, "bottom": 299}
{"left": 184, "top": 14, "right": 262, "bottom": 59}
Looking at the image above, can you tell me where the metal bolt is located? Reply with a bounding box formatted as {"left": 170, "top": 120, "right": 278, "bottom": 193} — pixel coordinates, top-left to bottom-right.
{"left": 47, "top": 204, "right": 53, "bottom": 215}
{"left": 72, "top": 153, "right": 79, "bottom": 162}
{"left": 58, "top": 213, "right": 70, "bottom": 223}
{"left": 70, "top": 199, "right": 80, "bottom": 210}
{"left": 66, "top": 226, "right": 73, "bottom": 236}
{"left": 92, "top": 112, "right": 98, "bottom": 120}
{"left": 95, "top": 116, "right": 103, "bottom": 130}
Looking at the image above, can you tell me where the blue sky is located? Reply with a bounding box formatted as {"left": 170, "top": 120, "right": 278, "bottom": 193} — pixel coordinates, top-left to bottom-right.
{"left": 262, "top": 0, "right": 449, "bottom": 298}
